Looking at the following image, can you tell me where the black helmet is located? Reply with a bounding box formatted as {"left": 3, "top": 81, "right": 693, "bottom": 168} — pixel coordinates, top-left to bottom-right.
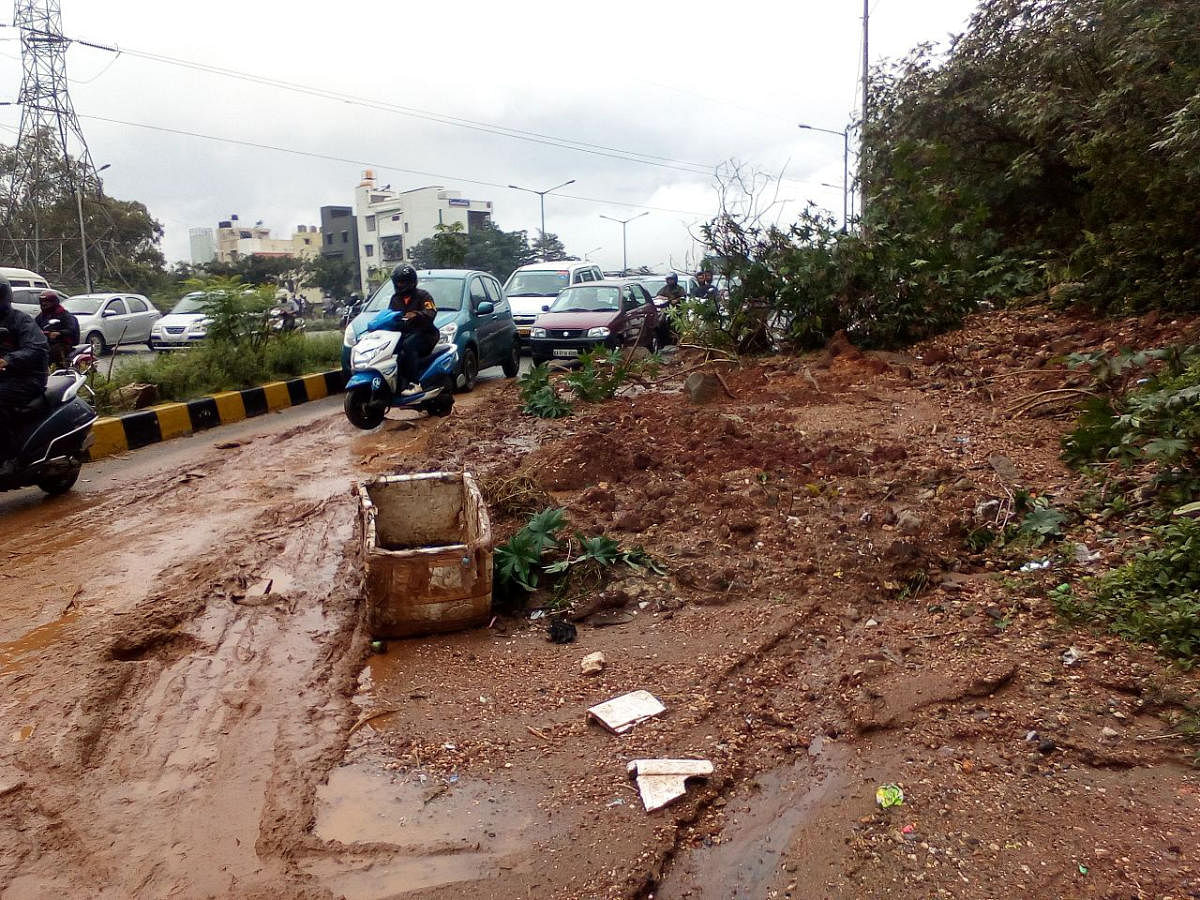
{"left": 390, "top": 264, "right": 418, "bottom": 292}
{"left": 0, "top": 275, "right": 10, "bottom": 312}
{"left": 665, "top": 273, "right": 678, "bottom": 284}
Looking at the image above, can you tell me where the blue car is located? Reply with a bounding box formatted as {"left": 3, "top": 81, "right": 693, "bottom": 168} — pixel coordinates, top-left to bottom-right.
{"left": 342, "top": 269, "right": 521, "bottom": 390}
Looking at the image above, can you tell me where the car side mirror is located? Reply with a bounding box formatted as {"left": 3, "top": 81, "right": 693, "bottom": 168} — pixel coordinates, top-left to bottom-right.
{"left": 476, "top": 301, "right": 494, "bottom": 315}
{"left": 102, "top": 308, "right": 119, "bottom": 318}
{"left": 541, "top": 304, "right": 551, "bottom": 312}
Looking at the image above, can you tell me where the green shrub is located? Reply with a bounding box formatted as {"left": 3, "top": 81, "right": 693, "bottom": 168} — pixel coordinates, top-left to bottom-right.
{"left": 1054, "top": 519, "right": 1200, "bottom": 665}
{"left": 517, "top": 364, "right": 573, "bottom": 418}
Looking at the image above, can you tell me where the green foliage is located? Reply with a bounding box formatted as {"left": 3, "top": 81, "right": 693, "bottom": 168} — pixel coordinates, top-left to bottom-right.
{"left": 494, "top": 508, "right": 566, "bottom": 594}
{"left": 409, "top": 222, "right": 553, "bottom": 282}
{"left": 303, "top": 254, "right": 356, "bottom": 299}
{"left": 0, "top": 128, "right": 166, "bottom": 294}
{"left": 1062, "top": 345, "right": 1200, "bottom": 510}
{"left": 866, "top": 0, "right": 1200, "bottom": 315}
{"left": 182, "top": 275, "right": 275, "bottom": 348}
{"left": 1019, "top": 506, "right": 1067, "bottom": 541}
{"left": 518, "top": 363, "right": 574, "bottom": 418}
{"left": 92, "top": 333, "right": 342, "bottom": 412}
{"left": 1053, "top": 519, "right": 1200, "bottom": 665}
{"left": 563, "top": 348, "right": 660, "bottom": 402}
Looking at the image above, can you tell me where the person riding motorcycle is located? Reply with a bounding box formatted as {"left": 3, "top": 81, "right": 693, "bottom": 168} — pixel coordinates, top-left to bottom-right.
{"left": 656, "top": 273, "right": 686, "bottom": 303}
{"left": 0, "top": 275, "right": 50, "bottom": 475}
{"left": 385, "top": 264, "right": 439, "bottom": 395}
{"left": 655, "top": 274, "right": 686, "bottom": 348}
{"left": 34, "top": 290, "right": 80, "bottom": 369}
{"left": 691, "top": 269, "right": 719, "bottom": 301}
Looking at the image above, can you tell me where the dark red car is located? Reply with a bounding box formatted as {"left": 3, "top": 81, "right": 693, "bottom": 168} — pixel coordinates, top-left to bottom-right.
{"left": 528, "top": 279, "right": 658, "bottom": 364}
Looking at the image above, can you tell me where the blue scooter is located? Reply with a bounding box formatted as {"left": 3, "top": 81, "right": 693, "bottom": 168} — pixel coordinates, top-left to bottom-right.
{"left": 343, "top": 310, "right": 459, "bottom": 430}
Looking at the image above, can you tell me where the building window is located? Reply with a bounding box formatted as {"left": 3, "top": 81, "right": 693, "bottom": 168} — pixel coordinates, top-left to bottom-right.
{"left": 366, "top": 215, "right": 376, "bottom": 232}
{"left": 325, "top": 234, "right": 333, "bottom": 245}
{"left": 365, "top": 244, "right": 374, "bottom": 258}
{"left": 404, "top": 222, "right": 409, "bottom": 233}
{"left": 303, "top": 238, "right": 311, "bottom": 245}
{"left": 392, "top": 214, "right": 400, "bottom": 221}
{"left": 341, "top": 231, "right": 349, "bottom": 244}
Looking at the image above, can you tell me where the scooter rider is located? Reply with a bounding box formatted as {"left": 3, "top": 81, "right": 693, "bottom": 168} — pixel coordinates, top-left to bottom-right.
{"left": 0, "top": 275, "right": 50, "bottom": 475}
{"left": 656, "top": 273, "right": 686, "bottom": 303}
{"left": 386, "top": 264, "right": 439, "bottom": 395}
{"left": 656, "top": 274, "right": 686, "bottom": 348}
{"left": 35, "top": 290, "right": 80, "bottom": 368}
{"left": 691, "top": 269, "right": 719, "bottom": 301}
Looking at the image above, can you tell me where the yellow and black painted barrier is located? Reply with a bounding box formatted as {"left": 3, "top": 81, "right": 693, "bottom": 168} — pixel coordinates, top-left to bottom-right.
{"left": 88, "top": 370, "right": 349, "bottom": 461}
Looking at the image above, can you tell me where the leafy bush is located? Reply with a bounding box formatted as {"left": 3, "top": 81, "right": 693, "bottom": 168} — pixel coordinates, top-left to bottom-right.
{"left": 562, "top": 348, "right": 660, "bottom": 403}
{"left": 518, "top": 364, "right": 573, "bottom": 418}
{"left": 1053, "top": 519, "right": 1200, "bottom": 665}
{"left": 93, "top": 333, "right": 342, "bottom": 412}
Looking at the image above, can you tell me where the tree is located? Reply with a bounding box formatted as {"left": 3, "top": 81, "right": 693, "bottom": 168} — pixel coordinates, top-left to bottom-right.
{"left": 530, "top": 232, "right": 576, "bottom": 263}
{"left": 411, "top": 222, "right": 540, "bottom": 282}
{"left": 864, "top": 0, "right": 1200, "bottom": 313}
{"left": 303, "top": 254, "right": 355, "bottom": 298}
{"left": 199, "top": 254, "right": 299, "bottom": 288}
{"left": 0, "top": 128, "right": 166, "bottom": 294}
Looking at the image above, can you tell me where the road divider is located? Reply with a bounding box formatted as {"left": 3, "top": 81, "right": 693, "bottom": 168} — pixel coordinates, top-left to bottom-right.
{"left": 88, "top": 370, "right": 349, "bottom": 460}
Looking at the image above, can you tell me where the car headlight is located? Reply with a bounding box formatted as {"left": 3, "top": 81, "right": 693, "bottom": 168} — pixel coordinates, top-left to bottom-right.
{"left": 530, "top": 327, "right": 547, "bottom": 338}
{"left": 586, "top": 326, "right": 611, "bottom": 338}
{"left": 190, "top": 325, "right": 207, "bottom": 337}
{"left": 439, "top": 322, "right": 459, "bottom": 342}
{"left": 343, "top": 324, "right": 359, "bottom": 348}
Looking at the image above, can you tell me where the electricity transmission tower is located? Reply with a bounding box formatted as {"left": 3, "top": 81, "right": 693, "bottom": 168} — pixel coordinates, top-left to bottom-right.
{"left": 4, "top": 0, "right": 102, "bottom": 285}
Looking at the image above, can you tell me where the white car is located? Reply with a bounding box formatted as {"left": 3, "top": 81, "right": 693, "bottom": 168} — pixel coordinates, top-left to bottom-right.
{"left": 149, "top": 292, "right": 210, "bottom": 350}
{"left": 502, "top": 261, "right": 605, "bottom": 347}
{"left": 65, "top": 293, "right": 161, "bottom": 355}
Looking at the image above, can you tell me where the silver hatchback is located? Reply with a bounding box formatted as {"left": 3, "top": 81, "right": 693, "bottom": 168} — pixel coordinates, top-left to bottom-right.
{"left": 65, "top": 293, "right": 162, "bottom": 355}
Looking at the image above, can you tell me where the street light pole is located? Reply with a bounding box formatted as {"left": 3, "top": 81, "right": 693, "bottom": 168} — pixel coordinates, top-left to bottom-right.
{"left": 798, "top": 123, "right": 850, "bottom": 229}
{"left": 599, "top": 212, "right": 648, "bottom": 274}
{"left": 76, "top": 163, "right": 110, "bottom": 294}
{"left": 507, "top": 179, "right": 576, "bottom": 259}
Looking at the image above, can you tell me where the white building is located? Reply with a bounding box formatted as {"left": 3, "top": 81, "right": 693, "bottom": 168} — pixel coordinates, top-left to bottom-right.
{"left": 353, "top": 170, "right": 494, "bottom": 293}
{"left": 213, "top": 216, "right": 320, "bottom": 263}
{"left": 189, "top": 227, "right": 216, "bottom": 264}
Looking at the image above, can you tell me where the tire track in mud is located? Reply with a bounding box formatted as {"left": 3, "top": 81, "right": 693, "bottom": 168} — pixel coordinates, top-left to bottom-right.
{"left": 0, "top": 411, "right": 376, "bottom": 897}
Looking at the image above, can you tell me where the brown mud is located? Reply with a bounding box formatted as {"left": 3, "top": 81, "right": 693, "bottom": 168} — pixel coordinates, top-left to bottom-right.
{"left": 1, "top": 307, "right": 1198, "bottom": 898}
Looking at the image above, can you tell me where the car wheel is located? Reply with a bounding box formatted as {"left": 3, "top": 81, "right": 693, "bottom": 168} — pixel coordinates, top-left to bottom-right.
{"left": 458, "top": 346, "right": 479, "bottom": 392}
{"left": 501, "top": 341, "right": 520, "bottom": 378}
{"left": 86, "top": 332, "right": 106, "bottom": 358}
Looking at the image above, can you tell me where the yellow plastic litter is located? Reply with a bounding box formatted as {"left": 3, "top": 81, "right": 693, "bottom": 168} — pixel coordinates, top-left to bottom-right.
{"left": 875, "top": 784, "right": 905, "bottom": 808}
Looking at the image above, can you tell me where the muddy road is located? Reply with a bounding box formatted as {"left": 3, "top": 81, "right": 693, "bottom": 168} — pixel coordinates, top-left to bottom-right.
{"left": 1, "top": 310, "right": 1199, "bottom": 899}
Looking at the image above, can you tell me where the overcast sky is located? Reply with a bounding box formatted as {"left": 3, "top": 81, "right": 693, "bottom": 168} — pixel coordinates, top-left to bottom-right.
{"left": 1, "top": 0, "right": 978, "bottom": 274}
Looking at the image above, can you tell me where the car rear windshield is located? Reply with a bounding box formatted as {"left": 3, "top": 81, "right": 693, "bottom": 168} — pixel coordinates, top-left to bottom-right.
{"left": 64, "top": 297, "right": 103, "bottom": 315}
{"left": 504, "top": 270, "right": 569, "bottom": 297}
{"left": 364, "top": 277, "right": 464, "bottom": 313}
{"left": 641, "top": 279, "right": 668, "bottom": 295}
{"left": 549, "top": 287, "right": 620, "bottom": 312}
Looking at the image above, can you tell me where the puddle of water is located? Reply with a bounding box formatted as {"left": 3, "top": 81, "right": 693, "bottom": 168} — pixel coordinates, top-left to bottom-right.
{"left": 306, "top": 763, "right": 535, "bottom": 899}
{"left": 656, "top": 746, "right": 851, "bottom": 899}
{"left": 0, "top": 612, "right": 79, "bottom": 674}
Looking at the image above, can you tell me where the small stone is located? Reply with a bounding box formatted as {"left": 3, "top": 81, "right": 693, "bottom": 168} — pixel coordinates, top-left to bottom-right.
{"left": 1037, "top": 739, "right": 1057, "bottom": 755}
{"left": 896, "top": 511, "right": 923, "bottom": 536}
{"left": 580, "top": 651, "right": 606, "bottom": 676}
{"left": 1100, "top": 726, "right": 1120, "bottom": 740}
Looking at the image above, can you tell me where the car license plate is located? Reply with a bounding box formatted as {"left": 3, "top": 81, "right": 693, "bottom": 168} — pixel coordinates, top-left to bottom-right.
{"left": 552, "top": 348, "right": 578, "bottom": 358}
{"left": 518, "top": 327, "right": 531, "bottom": 337}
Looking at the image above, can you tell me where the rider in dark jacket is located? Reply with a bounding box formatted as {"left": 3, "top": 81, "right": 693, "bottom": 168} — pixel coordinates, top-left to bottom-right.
{"left": 386, "top": 264, "right": 440, "bottom": 394}
{"left": 0, "top": 275, "right": 50, "bottom": 472}
{"left": 34, "top": 290, "right": 80, "bottom": 368}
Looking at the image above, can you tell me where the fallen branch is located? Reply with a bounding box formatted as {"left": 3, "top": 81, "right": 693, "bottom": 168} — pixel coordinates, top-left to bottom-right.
{"left": 715, "top": 371, "right": 737, "bottom": 399}
{"left": 1006, "top": 388, "right": 1100, "bottom": 418}
{"left": 526, "top": 724, "right": 552, "bottom": 741}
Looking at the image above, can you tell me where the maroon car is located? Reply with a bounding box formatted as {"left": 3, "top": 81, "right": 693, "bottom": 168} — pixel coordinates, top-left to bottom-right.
{"left": 529, "top": 279, "right": 659, "bottom": 364}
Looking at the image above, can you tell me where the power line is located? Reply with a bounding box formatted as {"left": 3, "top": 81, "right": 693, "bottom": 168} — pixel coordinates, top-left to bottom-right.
{"left": 32, "top": 28, "right": 718, "bottom": 177}
{"left": 79, "top": 113, "right": 713, "bottom": 218}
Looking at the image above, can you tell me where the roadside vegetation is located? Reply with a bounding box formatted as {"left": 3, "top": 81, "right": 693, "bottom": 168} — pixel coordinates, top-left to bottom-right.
{"left": 518, "top": 348, "right": 661, "bottom": 419}
{"left": 91, "top": 275, "right": 342, "bottom": 413}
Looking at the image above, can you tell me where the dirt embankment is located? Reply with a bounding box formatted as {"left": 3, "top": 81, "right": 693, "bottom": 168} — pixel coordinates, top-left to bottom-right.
{"left": 0, "top": 305, "right": 1197, "bottom": 899}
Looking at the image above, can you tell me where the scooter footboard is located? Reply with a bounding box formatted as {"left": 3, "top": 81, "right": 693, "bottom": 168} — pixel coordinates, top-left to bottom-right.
{"left": 19, "top": 397, "right": 96, "bottom": 467}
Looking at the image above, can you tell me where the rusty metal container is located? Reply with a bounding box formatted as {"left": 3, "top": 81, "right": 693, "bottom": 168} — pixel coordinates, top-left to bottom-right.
{"left": 357, "top": 472, "right": 493, "bottom": 638}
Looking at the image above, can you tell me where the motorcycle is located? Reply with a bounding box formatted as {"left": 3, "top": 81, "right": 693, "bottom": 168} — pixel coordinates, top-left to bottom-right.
{"left": 269, "top": 306, "right": 306, "bottom": 333}
{"left": 343, "top": 310, "right": 457, "bottom": 429}
{"left": 0, "top": 331, "right": 97, "bottom": 496}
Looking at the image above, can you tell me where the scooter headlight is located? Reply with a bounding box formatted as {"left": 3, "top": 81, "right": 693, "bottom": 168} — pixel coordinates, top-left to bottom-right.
{"left": 343, "top": 324, "right": 359, "bottom": 348}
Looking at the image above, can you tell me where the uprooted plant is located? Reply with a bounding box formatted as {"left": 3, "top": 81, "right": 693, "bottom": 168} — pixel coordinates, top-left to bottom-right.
{"left": 492, "top": 508, "right": 665, "bottom": 611}
{"left": 518, "top": 348, "right": 662, "bottom": 418}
